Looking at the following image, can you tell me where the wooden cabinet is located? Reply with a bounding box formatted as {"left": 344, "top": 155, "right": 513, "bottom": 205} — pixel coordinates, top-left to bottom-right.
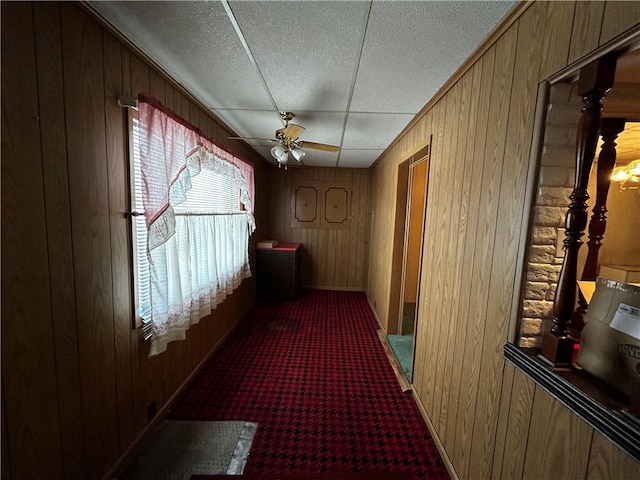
{"left": 256, "top": 243, "right": 301, "bottom": 302}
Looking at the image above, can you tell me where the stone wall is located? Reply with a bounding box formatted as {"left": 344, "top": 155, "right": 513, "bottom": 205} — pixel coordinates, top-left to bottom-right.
{"left": 519, "top": 82, "right": 582, "bottom": 348}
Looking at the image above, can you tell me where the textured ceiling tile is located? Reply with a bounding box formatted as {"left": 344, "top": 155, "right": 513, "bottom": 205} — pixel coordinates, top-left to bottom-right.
{"left": 229, "top": 1, "right": 369, "bottom": 112}
{"left": 214, "top": 109, "right": 284, "bottom": 140}
{"left": 90, "top": 1, "right": 273, "bottom": 110}
{"left": 290, "top": 111, "right": 345, "bottom": 146}
{"left": 342, "top": 113, "right": 416, "bottom": 149}
{"left": 350, "top": 1, "right": 515, "bottom": 113}
{"left": 338, "top": 149, "right": 385, "bottom": 168}
{"left": 298, "top": 150, "right": 341, "bottom": 168}
{"left": 88, "top": 0, "right": 517, "bottom": 168}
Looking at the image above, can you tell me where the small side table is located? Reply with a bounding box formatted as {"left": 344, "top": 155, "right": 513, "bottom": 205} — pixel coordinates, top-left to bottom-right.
{"left": 256, "top": 243, "right": 301, "bottom": 302}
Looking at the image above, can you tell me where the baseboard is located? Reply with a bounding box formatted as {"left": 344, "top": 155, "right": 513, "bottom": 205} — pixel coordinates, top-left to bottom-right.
{"left": 367, "top": 297, "right": 385, "bottom": 331}
{"left": 101, "top": 312, "right": 247, "bottom": 480}
{"left": 411, "top": 389, "right": 459, "bottom": 480}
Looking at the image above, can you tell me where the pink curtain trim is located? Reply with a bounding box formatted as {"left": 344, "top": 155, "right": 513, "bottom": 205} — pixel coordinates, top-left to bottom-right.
{"left": 138, "top": 92, "right": 250, "bottom": 166}
{"left": 138, "top": 94, "right": 255, "bottom": 250}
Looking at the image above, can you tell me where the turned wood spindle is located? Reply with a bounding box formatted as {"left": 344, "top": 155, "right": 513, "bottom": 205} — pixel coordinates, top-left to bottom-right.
{"left": 541, "top": 53, "right": 617, "bottom": 367}
{"left": 571, "top": 118, "right": 626, "bottom": 338}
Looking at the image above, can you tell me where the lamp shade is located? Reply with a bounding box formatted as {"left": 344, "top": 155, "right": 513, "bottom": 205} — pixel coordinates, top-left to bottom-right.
{"left": 291, "top": 148, "right": 306, "bottom": 161}
{"left": 275, "top": 151, "right": 289, "bottom": 164}
{"left": 271, "top": 144, "right": 286, "bottom": 160}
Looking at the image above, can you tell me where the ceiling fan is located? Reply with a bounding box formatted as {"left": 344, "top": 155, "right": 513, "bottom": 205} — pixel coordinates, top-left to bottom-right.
{"left": 229, "top": 111, "right": 340, "bottom": 168}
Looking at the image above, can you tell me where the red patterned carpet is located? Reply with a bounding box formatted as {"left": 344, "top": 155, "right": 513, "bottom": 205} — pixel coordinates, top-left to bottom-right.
{"left": 170, "top": 290, "right": 449, "bottom": 479}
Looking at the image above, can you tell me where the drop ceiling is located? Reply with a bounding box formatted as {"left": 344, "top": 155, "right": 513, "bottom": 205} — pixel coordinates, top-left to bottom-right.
{"left": 88, "top": 1, "right": 516, "bottom": 168}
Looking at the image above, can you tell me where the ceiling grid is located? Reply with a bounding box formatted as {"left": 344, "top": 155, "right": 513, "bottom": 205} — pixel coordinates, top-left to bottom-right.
{"left": 89, "top": 0, "right": 516, "bottom": 168}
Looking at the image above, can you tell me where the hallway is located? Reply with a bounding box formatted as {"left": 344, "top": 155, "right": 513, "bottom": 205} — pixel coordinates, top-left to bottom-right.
{"left": 168, "top": 290, "right": 448, "bottom": 479}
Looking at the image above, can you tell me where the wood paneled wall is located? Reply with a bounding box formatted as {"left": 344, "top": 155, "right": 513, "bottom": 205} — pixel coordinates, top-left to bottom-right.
{"left": 366, "top": 1, "right": 640, "bottom": 478}
{"left": 493, "top": 363, "right": 640, "bottom": 480}
{"left": 1, "top": 3, "right": 270, "bottom": 480}
{"left": 269, "top": 167, "right": 370, "bottom": 290}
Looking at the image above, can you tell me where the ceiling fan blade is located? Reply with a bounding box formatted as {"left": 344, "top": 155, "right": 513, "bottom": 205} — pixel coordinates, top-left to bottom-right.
{"left": 299, "top": 141, "right": 340, "bottom": 153}
{"left": 283, "top": 123, "right": 305, "bottom": 140}
{"left": 228, "top": 136, "right": 277, "bottom": 143}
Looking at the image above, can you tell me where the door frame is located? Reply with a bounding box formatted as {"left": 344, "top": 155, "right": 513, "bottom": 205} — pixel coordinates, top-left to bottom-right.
{"left": 397, "top": 154, "right": 429, "bottom": 336}
{"left": 387, "top": 142, "right": 431, "bottom": 337}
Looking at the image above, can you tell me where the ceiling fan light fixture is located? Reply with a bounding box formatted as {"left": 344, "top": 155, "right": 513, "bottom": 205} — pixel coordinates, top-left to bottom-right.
{"left": 628, "top": 159, "right": 640, "bottom": 176}
{"left": 271, "top": 145, "right": 287, "bottom": 161}
{"left": 291, "top": 147, "right": 306, "bottom": 161}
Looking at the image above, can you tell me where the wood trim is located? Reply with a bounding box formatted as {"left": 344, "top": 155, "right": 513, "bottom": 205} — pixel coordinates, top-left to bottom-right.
{"left": 546, "top": 26, "right": 640, "bottom": 85}
{"left": 504, "top": 343, "right": 640, "bottom": 463}
{"left": 508, "top": 81, "right": 550, "bottom": 344}
{"left": 372, "top": 1, "right": 533, "bottom": 168}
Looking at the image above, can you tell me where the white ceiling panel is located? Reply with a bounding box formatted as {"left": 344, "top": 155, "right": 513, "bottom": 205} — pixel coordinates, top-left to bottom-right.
{"left": 90, "top": 1, "right": 273, "bottom": 110}
{"left": 342, "top": 113, "right": 416, "bottom": 149}
{"left": 338, "top": 149, "right": 385, "bottom": 168}
{"left": 299, "top": 150, "right": 341, "bottom": 168}
{"left": 350, "top": 1, "right": 516, "bottom": 113}
{"left": 290, "top": 111, "right": 345, "bottom": 147}
{"left": 228, "top": 1, "right": 369, "bottom": 112}
{"left": 214, "top": 108, "right": 283, "bottom": 140}
{"left": 87, "top": 0, "right": 517, "bottom": 169}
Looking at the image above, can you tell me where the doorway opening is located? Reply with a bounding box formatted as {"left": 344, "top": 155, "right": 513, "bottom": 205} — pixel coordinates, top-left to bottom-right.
{"left": 388, "top": 145, "right": 430, "bottom": 383}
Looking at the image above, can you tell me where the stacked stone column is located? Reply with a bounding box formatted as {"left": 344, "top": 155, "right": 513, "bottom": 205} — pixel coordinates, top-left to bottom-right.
{"left": 519, "top": 83, "right": 582, "bottom": 348}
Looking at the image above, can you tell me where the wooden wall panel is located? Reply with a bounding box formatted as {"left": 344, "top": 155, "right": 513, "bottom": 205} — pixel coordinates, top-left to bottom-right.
{"left": 451, "top": 46, "right": 497, "bottom": 479}
{"left": 465, "top": 27, "right": 518, "bottom": 479}
{"left": 269, "top": 167, "right": 369, "bottom": 290}
{"left": 413, "top": 108, "right": 437, "bottom": 407}
{"left": 569, "top": 1, "right": 606, "bottom": 64}
{"left": 367, "top": 149, "right": 398, "bottom": 330}
{"left": 492, "top": 363, "right": 535, "bottom": 480}
{"left": 416, "top": 101, "right": 444, "bottom": 417}
{"left": 537, "top": 1, "right": 575, "bottom": 80}
{"left": 34, "top": 3, "right": 87, "bottom": 477}
{"left": 586, "top": 431, "right": 640, "bottom": 480}
{"left": 442, "top": 62, "right": 483, "bottom": 451}
{"left": 366, "top": 2, "right": 640, "bottom": 479}
{"left": 104, "top": 31, "right": 137, "bottom": 454}
{"left": 1, "top": 3, "right": 270, "bottom": 479}
{"left": 425, "top": 91, "right": 457, "bottom": 434}
{"left": 491, "top": 366, "right": 640, "bottom": 480}
{"left": 2, "top": 398, "right": 9, "bottom": 480}
{"left": 491, "top": 362, "right": 515, "bottom": 480}
{"left": 600, "top": 1, "right": 640, "bottom": 45}
{"left": 1, "top": 4, "right": 64, "bottom": 478}
{"left": 523, "top": 386, "right": 593, "bottom": 480}
{"left": 61, "top": 5, "right": 121, "bottom": 476}
{"left": 433, "top": 79, "right": 466, "bottom": 437}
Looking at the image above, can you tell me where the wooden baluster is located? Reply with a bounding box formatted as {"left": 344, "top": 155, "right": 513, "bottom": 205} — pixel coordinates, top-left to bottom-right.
{"left": 541, "top": 53, "right": 617, "bottom": 367}
{"left": 571, "top": 118, "right": 626, "bottom": 338}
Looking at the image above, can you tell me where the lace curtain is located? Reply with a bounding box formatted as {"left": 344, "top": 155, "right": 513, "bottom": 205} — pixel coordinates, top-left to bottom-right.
{"left": 137, "top": 95, "right": 255, "bottom": 356}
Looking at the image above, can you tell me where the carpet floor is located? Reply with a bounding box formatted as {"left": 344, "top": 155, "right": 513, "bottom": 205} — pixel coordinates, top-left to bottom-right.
{"left": 169, "top": 290, "right": 448, "bottom": 479}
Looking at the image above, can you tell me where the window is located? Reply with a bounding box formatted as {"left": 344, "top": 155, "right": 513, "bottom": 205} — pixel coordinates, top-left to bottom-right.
{"left": 127, "top": 97, "right": 255, "bottom": 356}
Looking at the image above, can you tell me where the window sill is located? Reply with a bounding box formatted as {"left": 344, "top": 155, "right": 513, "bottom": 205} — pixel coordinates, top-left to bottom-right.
{"left": 503, "top": 343, "right": 640, "bottom": 462}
